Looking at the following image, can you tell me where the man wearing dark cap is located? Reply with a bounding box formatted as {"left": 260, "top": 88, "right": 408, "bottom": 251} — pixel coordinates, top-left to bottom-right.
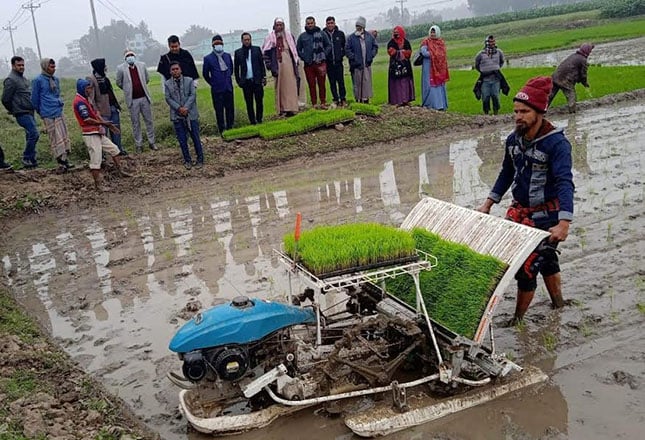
{"left": 203, "top": 34, "right": 235, "bottom": 134}
{"left": 478, "top": 76, "right": 574, "bottom": 325}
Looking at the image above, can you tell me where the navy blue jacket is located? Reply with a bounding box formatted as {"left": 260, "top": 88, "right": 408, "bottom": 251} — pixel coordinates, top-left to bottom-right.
{"left": 203, "top": 52, "right": 234, "bottom": 93}
{"left": 489, "top": 125, "right": 574, "bottom": 224}
{"left": 345, "top": 32, "right": 378, "bottom": 70}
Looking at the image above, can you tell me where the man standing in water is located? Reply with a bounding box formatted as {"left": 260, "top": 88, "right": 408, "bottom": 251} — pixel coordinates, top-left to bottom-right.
{"left": 478, "top": 76, "right": 574, "bottom": 325}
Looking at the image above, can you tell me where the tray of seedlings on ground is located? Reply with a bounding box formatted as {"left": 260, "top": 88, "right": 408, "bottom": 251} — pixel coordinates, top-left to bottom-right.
{"left": 222, "top": 109, "right": 356, "bottom": 142}
{"left": 348, "top": 102, "right": 382, "bottom": 116}
{"left": 386, "top": 228, "right": 508, "bottom": 339}
{"left": 283, "top": 223, "right": 418, "bottom": 279}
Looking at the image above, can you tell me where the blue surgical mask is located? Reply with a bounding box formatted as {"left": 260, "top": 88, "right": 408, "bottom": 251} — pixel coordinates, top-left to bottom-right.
{"left": 213, "top": 45, "right": 224, "bottom": 53}
{"left": 125, "top": 55, "right": 136, "bottom": 65}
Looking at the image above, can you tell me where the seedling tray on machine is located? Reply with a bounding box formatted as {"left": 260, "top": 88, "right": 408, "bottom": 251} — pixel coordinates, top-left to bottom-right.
{"left": 275, "top": 249, "right": 437, "bottom": 294}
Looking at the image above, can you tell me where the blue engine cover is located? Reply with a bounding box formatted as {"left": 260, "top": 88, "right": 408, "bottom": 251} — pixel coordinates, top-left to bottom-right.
{"left": 169, "top": 298, "right": 316, "bottom": 353}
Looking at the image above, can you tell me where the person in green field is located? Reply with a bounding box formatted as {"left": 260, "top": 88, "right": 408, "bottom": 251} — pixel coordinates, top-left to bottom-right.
{"left": 474, "top": 35, "right": 505, "bottom": 115}
{"left": 548, "top": 43, "right": 594, "bottom": 113}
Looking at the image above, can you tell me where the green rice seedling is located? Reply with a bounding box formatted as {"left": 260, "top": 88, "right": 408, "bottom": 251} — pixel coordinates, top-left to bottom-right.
{"left": 542, "top": 331, "right": 557, "bottom": 352}
{"left": 637, "top": 303, "right": 645, "bottom": 314}
{"left": 222, "top": 125, "right": 261, "bottom": 142}
{"left": 283, "top": 223, "right": 416, "bottom": 276}
{"left": 385, "top": 229, "right": 508, "bottom": 339}
{"left": 259, "top": 109, "right": 355, "bottom": 140}
{"left": 348, "top": 102, "right": 382, "bottom": 116}
{"left": 606, "top": 222, "right": 613, "bottom": 243}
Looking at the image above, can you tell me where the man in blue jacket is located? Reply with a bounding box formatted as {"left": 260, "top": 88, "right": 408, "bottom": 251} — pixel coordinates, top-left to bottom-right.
{"left": 32, "top": 58, "right": 74, "bottom": 171}
{"left": 203, "top": 35, "right": 234, "bottom": 135}
{"left": 345, "top": 17, "right": 378, "bottom": 103}
{"left": 478, "top": 76, "right": 574, "bottom": 325}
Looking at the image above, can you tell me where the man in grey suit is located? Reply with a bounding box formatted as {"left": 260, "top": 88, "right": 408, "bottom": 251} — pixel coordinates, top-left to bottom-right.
{"left": 164, "top": 62, "right": 203, "bottom": 169}
{"left": 116, "top": 49, "right": 158, "bottom": 153}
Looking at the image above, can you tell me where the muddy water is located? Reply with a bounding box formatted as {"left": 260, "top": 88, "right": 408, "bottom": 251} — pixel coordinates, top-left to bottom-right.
{"left": 2, "top": 100, "right": 644, "bottom": 440}
{"left": 510, "top": 37, "right": 645, "bottom": 67}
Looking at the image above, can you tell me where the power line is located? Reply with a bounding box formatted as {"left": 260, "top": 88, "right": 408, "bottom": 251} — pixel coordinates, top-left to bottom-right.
{"left": 22, "top": 0, "right": 42, "bottom": 60}
{"left": 2, "top": 22, "right": 17, "bottom": 56}
{"left": 102, "top": 0, "right": 137, "bottom": 25}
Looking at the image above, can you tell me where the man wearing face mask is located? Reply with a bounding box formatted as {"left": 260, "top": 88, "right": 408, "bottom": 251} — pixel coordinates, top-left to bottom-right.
{"left": 203, "top": 35, "right": 235, "bottom": 135}
{"left": 116, "top": 49, "right": 158, "bottom": 153}
{"left": 345, "top": 16, "right": 378, "bottom": 103}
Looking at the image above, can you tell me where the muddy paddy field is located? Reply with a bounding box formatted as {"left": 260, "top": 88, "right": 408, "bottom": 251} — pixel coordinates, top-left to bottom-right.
{"left": 1, "top": 98, "right": 644, "bottom": 440}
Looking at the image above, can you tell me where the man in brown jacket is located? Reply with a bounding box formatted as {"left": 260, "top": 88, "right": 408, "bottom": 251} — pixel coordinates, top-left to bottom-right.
{"left": 548, "top": 43, "right": 594, "bottom": 113}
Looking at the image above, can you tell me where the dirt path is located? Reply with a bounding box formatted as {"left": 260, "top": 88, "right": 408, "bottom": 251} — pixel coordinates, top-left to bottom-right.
{"left": 1, "top": 94, "right": 644, "bottom": 439}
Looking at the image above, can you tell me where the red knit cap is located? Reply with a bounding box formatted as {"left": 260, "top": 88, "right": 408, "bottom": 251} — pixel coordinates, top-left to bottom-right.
{"left": 513, "top": 76, "right": 553, "bottom": 113}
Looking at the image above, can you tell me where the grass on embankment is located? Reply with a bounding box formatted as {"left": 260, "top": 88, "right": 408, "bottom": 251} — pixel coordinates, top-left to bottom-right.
{"left": 0, "top": 289, "right": 152, "bottom": 439}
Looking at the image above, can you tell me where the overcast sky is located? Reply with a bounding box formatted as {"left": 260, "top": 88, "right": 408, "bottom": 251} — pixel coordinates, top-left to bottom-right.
{"left": 1, "top": 0, "right": 465, "bottom": 62}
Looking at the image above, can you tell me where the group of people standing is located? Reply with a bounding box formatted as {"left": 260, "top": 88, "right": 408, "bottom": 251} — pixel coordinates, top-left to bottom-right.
{"left": 1, "top": 50, "right": 154, "bottom": 187}
{"left": 384, "top": 24, "right": 449, "bottom": 110}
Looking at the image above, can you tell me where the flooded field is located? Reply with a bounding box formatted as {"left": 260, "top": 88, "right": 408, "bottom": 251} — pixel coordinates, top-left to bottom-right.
{"left": 510, "top": 37, "right": 645, "bottom": 67}
{"left": 2, "top": 99, "right": 644, "bottom": 439}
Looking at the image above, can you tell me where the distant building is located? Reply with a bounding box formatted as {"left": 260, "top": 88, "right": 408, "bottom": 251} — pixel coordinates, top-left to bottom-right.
{"left": 189, "top": 29, "right": 269, "bottom": 58}
{"left": 126, "top": 33, "right": 148, "bottom": 53}
{"left": 66, "top": 39, "right": 84, "bottom": 64}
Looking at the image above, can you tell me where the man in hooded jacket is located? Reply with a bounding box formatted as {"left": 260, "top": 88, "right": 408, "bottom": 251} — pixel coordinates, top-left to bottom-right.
{"left": 73, "top": 79, "right": 132, "bottom": 190}
{"left": 478, "top": 76, "right": 574, "bottom": 325}
{"left": 87, "top": 58, "right": 124, "bottom": 153}
{"left": 548, "top": 43, "right": 594, "bottom": 113}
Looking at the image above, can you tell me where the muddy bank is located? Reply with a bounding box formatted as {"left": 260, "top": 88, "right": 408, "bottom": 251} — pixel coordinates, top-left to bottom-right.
{"left": 1, "top": 94, "right": 644, "bottom": 440}
{"left": 1, "top": 90, "right": 644, "bottom": 224}
{"left": 0, "top": 292, "right": 158, "bottom": 440}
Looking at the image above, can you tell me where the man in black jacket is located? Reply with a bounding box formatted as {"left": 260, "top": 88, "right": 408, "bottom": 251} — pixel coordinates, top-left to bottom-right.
{"left": 157, "top": 35, "right": 200, "bottom": 83}
{"left": 323, "top": 16, "right": 347, "bottom": 106}
{"left": 1, "top": 56, "right": 39, "bottom": 168}
{"left": 234, "top": 33, "right": 267, "bottom": 125}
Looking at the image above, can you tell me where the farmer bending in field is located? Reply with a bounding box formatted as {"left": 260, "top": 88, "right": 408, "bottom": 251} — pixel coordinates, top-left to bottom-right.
{"left": 477, "top": 76, "right": 574, "bottom": 326}
{"left": 72, "top": 79, "right": 132, "bottom": 191}
{"left": 548, "top": 43, "right": 594, "bottom": 114}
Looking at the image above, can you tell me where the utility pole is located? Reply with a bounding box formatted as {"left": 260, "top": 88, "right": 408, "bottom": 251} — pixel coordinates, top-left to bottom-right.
{"left": 22, "top": 1, "right": 42, "bottom": 60}
{"left": 2, "top": 22, "right": 17, "bottom": 56}
{"left": 397, "top": 0, "right": 408, "bottom": 25}
{"left": 287, "top": 0, "right": 307, "bottom": 106}
{"left": 89, "top": 0, "right": 101, "bottom": 58}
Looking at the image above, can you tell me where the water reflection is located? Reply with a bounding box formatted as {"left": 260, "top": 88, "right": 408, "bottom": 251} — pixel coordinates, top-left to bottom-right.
{"left": 1, "top": 100, "right": 643, "bottom": 439}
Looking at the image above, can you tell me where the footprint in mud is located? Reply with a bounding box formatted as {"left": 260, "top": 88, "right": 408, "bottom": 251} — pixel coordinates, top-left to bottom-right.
{"left": 174, "top": 299, "right": 202, "bottom": 321}
{"left": 604, "top": 370, "right": 641, "bottom": 390}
